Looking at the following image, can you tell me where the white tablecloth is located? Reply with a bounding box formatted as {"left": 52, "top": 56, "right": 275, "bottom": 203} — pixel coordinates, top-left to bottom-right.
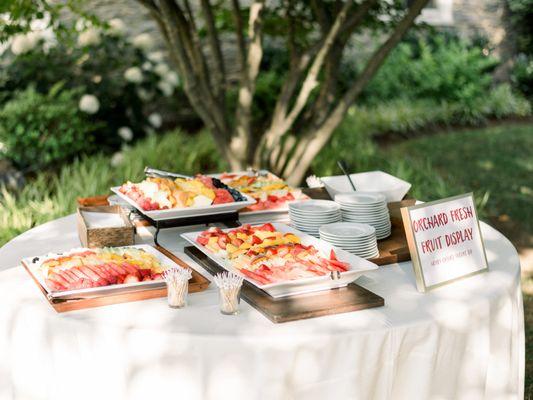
{"left": 0, "top": 215, "right": 525, "bottom": 400}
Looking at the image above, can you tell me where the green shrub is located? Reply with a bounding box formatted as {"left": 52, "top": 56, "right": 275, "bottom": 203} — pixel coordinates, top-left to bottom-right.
{"left": 1, "top": 20, "right": 180, "bottom": 152}
{"left": 362, "top": 35, "right": 499, "bottom": 106}
{"left": 0, "top": 84, "right": 100, "bottom": 170}
{"left": 511, "top": 54, "right": 533, "bottom": 99}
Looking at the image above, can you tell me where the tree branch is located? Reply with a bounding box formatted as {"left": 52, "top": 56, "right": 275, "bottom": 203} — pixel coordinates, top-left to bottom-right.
{"left": 200, "top": 0, "right": 226, "bottom": 103}
{"left": 258, "top": 0, "right": 357, "bottom": 168}
{"left": 282, "top": 0, "right": 431, "bottom": 185}
{"left": 232, "top": 0, "right": 265, "bottom": 163}
{"left": 231, "top": 0, "right": 247, "bottom": 80}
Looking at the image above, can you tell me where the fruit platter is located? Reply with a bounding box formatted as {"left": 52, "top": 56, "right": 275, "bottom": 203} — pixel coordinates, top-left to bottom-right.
{"left": 182, "top": 223, "right": 378, "bottom": 298}
{"left": 111, "top": 174, "right": 255, "bottom": 220}
{"left": 216, "top": 171, "right": 308, "bottom": 213}
{"left": 22, "top": 245, "right": 178, "bottom": 300}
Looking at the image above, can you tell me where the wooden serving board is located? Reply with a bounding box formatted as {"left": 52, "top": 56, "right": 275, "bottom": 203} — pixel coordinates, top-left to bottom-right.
{"left": 22, "top": 245, "right": 210, "bottom": 313}
{"left": 185, "top": 246, "right": 384, "bottom": 323}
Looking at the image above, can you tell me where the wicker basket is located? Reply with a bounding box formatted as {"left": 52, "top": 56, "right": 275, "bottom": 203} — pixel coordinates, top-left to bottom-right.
{"left": 77, "top": 205, "right": 134, "bottom": 248}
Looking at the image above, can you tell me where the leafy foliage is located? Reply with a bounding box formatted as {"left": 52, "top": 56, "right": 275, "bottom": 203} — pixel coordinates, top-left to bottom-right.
{"left": 508, "top": 0, "right": 533, "bottom": 99}
{"left": 0, "top": 129, "right": 225, "bottom": 246}
{"left": 0, "top": 19, "right": 181, "bottom": 162}
{"left": 362, "top": 34, "right": 499, "bottom": 106}
{"left": 0, "top": 84, "right": 99, "bottom": 170}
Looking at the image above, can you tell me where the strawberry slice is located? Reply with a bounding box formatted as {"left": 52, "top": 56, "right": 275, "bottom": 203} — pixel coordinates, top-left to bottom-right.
{"left": 231, "top": 237, "right": 244, "bottom": 247}
{"left": 197, "top": 236, "right": 209, "bottom": 246}
{"left": 330, "top": 249, "right": 338, "bottom": 261}
{"left": 217, "top": 236, "right": 228, "bottom": 249}
{"left": 251, "top": 235, "right": 263, "bottom": 245}
{"left": 260, "top": 223, "right": 276, "bottom": 232}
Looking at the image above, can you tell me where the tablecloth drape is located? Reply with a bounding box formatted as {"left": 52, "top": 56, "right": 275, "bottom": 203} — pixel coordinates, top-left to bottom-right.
{"left": 0, "top": 215, "right": 524, "bottom": 400}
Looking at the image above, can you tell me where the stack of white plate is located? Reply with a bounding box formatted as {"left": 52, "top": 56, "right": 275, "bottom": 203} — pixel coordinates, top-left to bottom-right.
{"left": 334, "top": 192, "right": 391, "bottom": 240}
{"left": 288, "top": 200, "right": 341, "bottom": 237}
{"left": 319, "top": 222, "right": 379, "bottom": 259}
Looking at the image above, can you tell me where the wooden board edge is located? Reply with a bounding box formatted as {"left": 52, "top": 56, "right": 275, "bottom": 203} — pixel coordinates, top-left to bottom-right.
{"left": 21, "top": 246, "right": 210, "bottom": 313}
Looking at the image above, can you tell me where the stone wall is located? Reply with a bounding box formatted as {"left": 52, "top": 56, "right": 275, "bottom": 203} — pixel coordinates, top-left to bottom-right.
{"left": 453, "top": 0, "right": 511, "bottom": 53}
{"left": 90, "top": 0, "right": 160, "bottom": 39}
{"left": 88, "top": 0, "right": 513, "bottom": 54}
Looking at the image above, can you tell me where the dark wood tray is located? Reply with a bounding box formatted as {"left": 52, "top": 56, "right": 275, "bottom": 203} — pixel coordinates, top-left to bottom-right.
{"left": 22, "top": 245, "right": 210, "bottom": 313}
{"left": 185, "top": 246, "right": 384, "bottom": 323}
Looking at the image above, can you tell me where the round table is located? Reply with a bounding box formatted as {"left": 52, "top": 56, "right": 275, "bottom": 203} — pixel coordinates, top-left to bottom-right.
{"left": 0, "top": 215, "right": 524, "bottom": 400}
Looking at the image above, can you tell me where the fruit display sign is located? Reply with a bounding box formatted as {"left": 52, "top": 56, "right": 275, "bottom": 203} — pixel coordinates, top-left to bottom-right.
{"left": 401, "top": 193, "right": 488, "bottom": 292}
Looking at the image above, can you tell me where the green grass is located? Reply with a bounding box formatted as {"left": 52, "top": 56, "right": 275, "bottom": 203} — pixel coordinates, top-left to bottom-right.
{"left": 388, "top": 124, "right": 533, "bottom": 234}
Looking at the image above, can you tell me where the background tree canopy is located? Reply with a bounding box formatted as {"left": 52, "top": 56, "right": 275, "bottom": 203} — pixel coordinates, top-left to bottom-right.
{"left": 2, "top": 0, "right": 432, "bottom": 184}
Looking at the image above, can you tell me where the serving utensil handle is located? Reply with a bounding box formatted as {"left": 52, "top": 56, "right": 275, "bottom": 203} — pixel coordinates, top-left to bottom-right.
{"left": 144, "top": 166, "right": 191, "bottom": 180}
{"left": 336, "top": 160, "right": 357, "bottom": 191}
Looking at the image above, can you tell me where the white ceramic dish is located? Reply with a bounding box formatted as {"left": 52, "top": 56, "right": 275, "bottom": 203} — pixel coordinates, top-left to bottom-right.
{"left": 110, "top": 186, "right": 256, "bottom": 221}
{"left": 22, "top": 245, "right": 178, "bottom": 300}
{"left": 289, "top": 200, "right": 341, "bottom": 213}
{"left": 181, "top": 223, "right": 378, "bottom": 298}
{"left": 321, "top": 171, "right": 411, "bottom": 202}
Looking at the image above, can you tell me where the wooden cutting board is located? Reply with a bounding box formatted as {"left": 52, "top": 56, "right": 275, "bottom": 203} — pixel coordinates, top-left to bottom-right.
{"left": 185, "top": 246, "right": 384, "bottom": 323}
{"left": 22, "top": 245, "right": 210, "bottom": 313}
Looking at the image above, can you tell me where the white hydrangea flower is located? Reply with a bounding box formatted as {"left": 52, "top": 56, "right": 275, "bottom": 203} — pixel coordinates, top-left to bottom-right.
{"left": 108, "top": 18, "right": 126, "bottom": 36}
{"left": 10, "top": 32, "right": 40, "bottom": 55}
{"left": 110, "top": 152, "right": 124, "bottom": 167}
{"left": 157, "top": 80, "right": 174, "bottom": 97}
{"left": 75, "top": 19, "right": 86, "bottom": 32}
{"left": 132, "top": 33, "right": 154, "bottom": 51}
{"left": 78, "top": 28, "right": 101, "bottom": 47}
{"left": 148, "top": 113, "right": 163, "bottom": 128}
{"left": 136, "top": 88, "right": 152, "bottom": 102}
{"left": 79, "top": 94, "right": 100, "bottom": 114}
{"left": 154, "top": 63, "right": 170, "bottom": 77}
{"left": 165, "top": 71, "right": 179, "bottom": 87}
{"left": 118, "top": 126, "right": 133, "bottom": 141}
{"left": 124, "top": 67, "right": 143, "bottom": 84}
{"left": 142, "top": 61, "right": 152, "bottom": 71}
{"left": 147, "top": 51, "right": 164, "bottom": 63}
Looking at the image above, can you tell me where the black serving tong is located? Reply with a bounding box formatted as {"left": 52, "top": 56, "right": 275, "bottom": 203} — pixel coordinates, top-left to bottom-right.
{"left": 143, "top": 166, "right": 247, "bottom": 202}
{"left": 337, "top": 160, "right": 357, "bottom": 191}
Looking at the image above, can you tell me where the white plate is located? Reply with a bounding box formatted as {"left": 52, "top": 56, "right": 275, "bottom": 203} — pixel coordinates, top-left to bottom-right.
{"left": 319, "top": 232, "right": 376, "bottom": 246}
{"left": 320, "top": 233, "right": 376, "bottom": 247}
{"left": 320, "top": 239, "right": 377, "bottom": 248}
{"left": 289, "top": 200, "right": 340, "bottom": 213}
{"left": 289, "top": 213, "right": 342, "bottom": 221}
{"left": 321, "top": 171, "right": 411, "bottom": 202}
{"left": 21, "top": 245, "right": 179, "bottom": 300}
{"left": 335, "top": 192, "right": 386, "bottom": 205}
{"left": 110, "top": 186, "right": 256, "bottom": 221}
{"left": 181, "top": 223, "right": 378, "bottom": 298}
{"left": 319, "top": 222, "right": 375, "bottom": 237}
{"left": 340, "top": 205, "right": 389, "bottom": 211}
